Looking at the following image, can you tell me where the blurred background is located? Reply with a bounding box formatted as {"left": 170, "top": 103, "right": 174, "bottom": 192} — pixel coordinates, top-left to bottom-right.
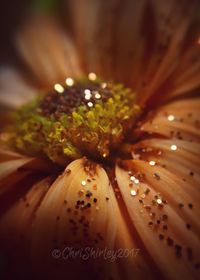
{"left": 0, "top": 1, "right": 34, "bottom": 66}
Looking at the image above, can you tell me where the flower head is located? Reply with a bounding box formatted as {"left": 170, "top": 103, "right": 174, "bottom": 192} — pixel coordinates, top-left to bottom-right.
{"left": 7, "top": 76, "right": 139, "bottom": 164}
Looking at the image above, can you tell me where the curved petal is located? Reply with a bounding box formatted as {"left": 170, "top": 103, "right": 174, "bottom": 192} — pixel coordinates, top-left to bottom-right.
{"left": 67, "top": 0, "right": 199, "bottom": 105}
{"left": 0, "top": 67, "right": 37, "bottom": 108}
{"left": 0, "top": 176, "right": 52, "bottom": 245}
{"left": 0, "top": 148, "right": 23, "bottom": 162}
{"left": 0, "top": 150, "right": 55, "bottom": 196}
{"left": 30, "top": 158, "right": 117, "bottom": 279}
{"left": 16, "top": 14, "right": 82, "bottom": 87}
{"left": 139, "top": 98, "right": 200, "bottom": 142}
{"left": 0, "top": 177, "right": 53, "bottom": 279}
{"left": 130, "top": 138, "right": 200, "bottom": 185}
{"left": 108, "top": 179, "right": 156, "bottom": 279}
{"left": 116, "top": 160, "right": 200, "bottom": 280}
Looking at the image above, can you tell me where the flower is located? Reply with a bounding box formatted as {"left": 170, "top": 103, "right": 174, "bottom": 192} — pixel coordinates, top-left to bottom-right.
{"left": 0, "top": 1, "right": 200, "bottom": 280}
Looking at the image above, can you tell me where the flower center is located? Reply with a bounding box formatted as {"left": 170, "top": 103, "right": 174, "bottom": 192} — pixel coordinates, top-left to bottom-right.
{"left": 8, "top": 75, "right": 140, "bottom": 165}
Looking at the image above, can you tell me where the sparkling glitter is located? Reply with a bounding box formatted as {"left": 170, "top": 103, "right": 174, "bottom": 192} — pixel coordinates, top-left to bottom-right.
{"left": 159, "top": 234, "right": 164, "bottom": 240}
{"left": 130, "top": 176, "right": 136, "bottom": 181}
{"left": 170, "top": 144, "right": 177, "bottom": 151}
{"left": 65, "top": 77, "right": 74, "bottom": 86}
{"left": 84, "top": 89, "right": 92, "bottom": 100}
{"left": 168, "top": 115, "right": 175, "bottom": 121}
{"left": 153, "top": 173, "right": 160, "bottom": 180}
{"left": 54, "top": 83, "right": 64, "bottom": 93}
{"left": 149, "top": 160, "right": 156, "bottom": 166}
{"left": 101, "top": 82, "right": 107, "bottom": 88}
{"left": 188, "top": 203, "right": 193, "bottom": 209}
{"left": 130, "top": 190, "right": 137, "bottom": 196}
{"left": 134, "top": 179, "right": 139, "bottom": 184}
{"left": 157, "top": 198, "right": 162, "bottom": 204}
{"left": 95, "top": 92, "right": 101, "bottom": 99}
{"left": 87, "top": 102, "right": 93, "bottom": 107}
{"left": 78, "top": 190, "right": 84, "bottom": 196}
{"left": 81, "top": 180, "right": 86, "bottom": 186}
{"left": 88, "top": 72, "right": 97, "bottom": 81}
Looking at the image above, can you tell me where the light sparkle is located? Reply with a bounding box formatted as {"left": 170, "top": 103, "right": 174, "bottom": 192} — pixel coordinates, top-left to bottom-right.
{"left": 65, "top": 78, "right": 74, "bottom": 87}
{"left": 168, "top": 115, "right": 175, "bottom": 121}
{"left": 88, "top": 72, "right": 97, "bottom": 81}
{"left": 170, "top": 144, "right": 177, "bottom": 151}
{"left": 87, "top": 102, "right": 93, "bottom": 107}
{"left": 54, "top": 83, "right": 64, "bottom": 93}
{"left": 149, "top": 160, "right": 156, "bottom": 166}
{"left": 130, "top": 190, "right": 137, "bottom": 196}
{"left": 81, "top": 180, "right": 86, "bottom": 186}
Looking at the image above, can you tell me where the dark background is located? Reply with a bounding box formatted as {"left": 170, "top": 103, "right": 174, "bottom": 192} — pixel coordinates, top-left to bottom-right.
{"left": 0, "top": 1, "right": 28, "bottom": 64}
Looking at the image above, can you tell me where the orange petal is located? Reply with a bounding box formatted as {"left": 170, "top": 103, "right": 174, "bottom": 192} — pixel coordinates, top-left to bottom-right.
{"left": 0, "top": 148, "right": 23, "bottom": 163}
{"left": 116, "top": 160, "right": 200, "bottom": 279}
{"left": 108, "top": 181, "right": 155, "bottom": 279}
{"left": 31, "top": 158, "right": 117, "bottom": 279}
{"left": 139, "top": 98, "right": 200, "bottom": 142}
{"left": 0, "top": 155, "right": 55, "bottom": 196}
{"left": 16, "top": 14, "right": 82, "bottom": 87}
{"left": 131, "top": 138, "right": 200, "bottom": 185}
{"left": 0, "top": 176, "right": 52, "bottom": 247}
{"left": 0, "top": 67, "right": 36, "bottom": 108}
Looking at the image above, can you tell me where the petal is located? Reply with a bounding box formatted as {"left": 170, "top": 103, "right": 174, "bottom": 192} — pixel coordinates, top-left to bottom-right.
{"left": 139, "top": 98, "right": 200, "bottom": 142}
{"left": 67, "top": 0, "right": 116, "bottom": 78}
{"left": 67, "top": 0, "right": 199, "bottom": 105}
{"left": 16, "top": 14, "right": 82, "bottom": 87}
{"left": 109, "top": 181, "right": 156, "bottom": 279}
{"left": 0, "top": 151, "right": 55, "bottom": 196}
{"left": 0, "top": 148, "right": 23, "bottom": 162}
{"left": 116, "top": 160, "right": 200, "bottom": 279}
{"left": 0, "top": 176, "right": 52, "bottom": 246}
{"left": 0, "top": 67, "right": 36, "bottom": 108}
{"left": 131, "top": 138, "right": 200, "bottom": 185}
{"left": 134, "top": 0, "right": 200, "bottom": 104}
{"left": 31, "top": 158, "right": 117, "bottom": 278}
{"left": 0, "top": 177, "right": 53, "bottom": 278}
